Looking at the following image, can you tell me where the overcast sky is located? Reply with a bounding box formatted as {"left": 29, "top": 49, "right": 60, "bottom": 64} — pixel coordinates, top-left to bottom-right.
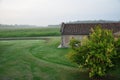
{"left": 0, "top": 0, "right": 120, "bottom": 26}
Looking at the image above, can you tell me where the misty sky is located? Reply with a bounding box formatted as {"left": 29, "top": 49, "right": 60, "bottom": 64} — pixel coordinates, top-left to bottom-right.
{"left": 0, "top": 0, "right": 120, "bottom": 26}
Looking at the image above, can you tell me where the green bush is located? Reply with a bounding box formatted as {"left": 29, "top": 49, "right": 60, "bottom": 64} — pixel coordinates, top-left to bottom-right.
{"left": 68, "top": 25, "right": 120, "bottom": 79}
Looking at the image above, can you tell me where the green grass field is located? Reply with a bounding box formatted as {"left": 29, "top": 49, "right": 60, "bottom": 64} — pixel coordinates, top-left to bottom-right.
{"left": 0, "top": 37, "right": 89, "bottom": 80}
{"left": 0, "top": 37, "right": 120, "bottom": 80}
{"left": 0, "top": 27, "right": 60, "bottom": 38}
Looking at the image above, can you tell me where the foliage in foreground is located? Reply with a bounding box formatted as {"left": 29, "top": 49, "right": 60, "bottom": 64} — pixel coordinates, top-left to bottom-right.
{"left": 68, "top": 26, "right": 120, "bottom": 79}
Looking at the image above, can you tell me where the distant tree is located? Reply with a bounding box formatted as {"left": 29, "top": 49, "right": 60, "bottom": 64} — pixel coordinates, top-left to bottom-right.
{"left": 68, "top": 25, "right": 120, "bottom": 80}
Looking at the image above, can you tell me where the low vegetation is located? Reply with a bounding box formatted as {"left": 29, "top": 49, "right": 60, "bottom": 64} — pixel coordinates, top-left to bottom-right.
{"left": 0, "top": 27, "right": 60, "bottom": 37}
{"left": 68, "top": 26, "right": 120, "bottom": 80}
{"left": 0, "top": 37, "right": 89, "bottom": 80}
{"left": 0, "top": 26, "right": 119, "bottom": 80}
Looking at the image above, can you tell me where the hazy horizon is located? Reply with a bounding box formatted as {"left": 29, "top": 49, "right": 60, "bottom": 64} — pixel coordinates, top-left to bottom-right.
{"left": 0, "top": 0, "right": 120, "bottom": 26}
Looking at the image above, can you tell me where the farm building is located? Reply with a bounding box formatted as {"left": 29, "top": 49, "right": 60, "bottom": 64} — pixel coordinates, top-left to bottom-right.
{"left": 60, "top": 22, "right": 120, "bottom": 48}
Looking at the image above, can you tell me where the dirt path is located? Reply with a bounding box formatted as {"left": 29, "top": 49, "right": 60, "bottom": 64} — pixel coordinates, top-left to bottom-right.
{"left": 0, "top": 36, "right": 59, "bottom": 40}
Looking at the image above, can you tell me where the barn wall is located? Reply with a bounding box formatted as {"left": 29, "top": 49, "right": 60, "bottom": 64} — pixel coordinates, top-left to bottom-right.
{"left": 61, "top": 35, "right": 87, "bottom": 47}
{"left": 114, "top": 31, "right": 120, "bottom": 37}
{"left": 114, "top": 31, "right": 120, "bottom": 35}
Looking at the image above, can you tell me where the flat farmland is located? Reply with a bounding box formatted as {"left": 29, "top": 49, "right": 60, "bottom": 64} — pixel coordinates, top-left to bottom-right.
{"left": 0, "top": 27, "right": 60, "bottom": 38}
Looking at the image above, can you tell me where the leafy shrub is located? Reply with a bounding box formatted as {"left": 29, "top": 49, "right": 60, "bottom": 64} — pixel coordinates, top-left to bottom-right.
{"left": 68, "top": 25, "right": 120, "bottom": 79}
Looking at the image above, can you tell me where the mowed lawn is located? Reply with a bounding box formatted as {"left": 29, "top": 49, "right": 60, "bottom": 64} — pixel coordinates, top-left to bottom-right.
{"left": 0, "top": 37, "right": 89, "bottom": 80}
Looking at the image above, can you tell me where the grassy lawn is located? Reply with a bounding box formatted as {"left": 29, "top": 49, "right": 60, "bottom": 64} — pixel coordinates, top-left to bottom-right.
{"left": 0, "top": 37, "right": 89, "bottom": 80}
{"left": 0, "top": 27, "right": 60, "bottom": 38}
{"left": 0, "top": 37, "right": 119, "bottom": 80}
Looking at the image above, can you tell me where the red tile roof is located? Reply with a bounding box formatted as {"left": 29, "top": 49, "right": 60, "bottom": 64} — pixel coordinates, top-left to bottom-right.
{"left": 61, "top": 22, "right": 120, "bottom": 35}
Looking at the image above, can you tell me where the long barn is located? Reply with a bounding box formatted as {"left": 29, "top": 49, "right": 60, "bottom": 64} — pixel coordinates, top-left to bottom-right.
{"left": 60, "top": 22, "right": 120, "bottom": 48}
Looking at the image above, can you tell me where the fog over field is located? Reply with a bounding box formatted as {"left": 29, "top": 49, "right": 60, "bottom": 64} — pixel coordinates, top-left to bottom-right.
{"left": 0, "top": 0, "right": 120, "bottom": 26}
